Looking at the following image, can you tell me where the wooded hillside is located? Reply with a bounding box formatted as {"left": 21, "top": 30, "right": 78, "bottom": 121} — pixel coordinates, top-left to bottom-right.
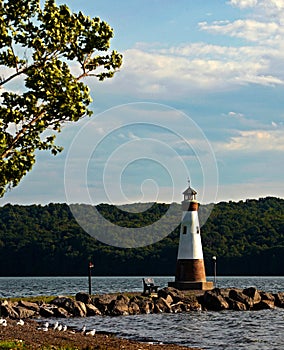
{"left": 0, "top": 197, "right": 283, "bottom": 276}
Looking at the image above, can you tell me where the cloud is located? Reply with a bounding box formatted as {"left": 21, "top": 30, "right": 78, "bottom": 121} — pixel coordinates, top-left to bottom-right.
{"left": 217, "top": 128, "right": 284, "bottom": 152}
{"left": 228, "top": 0, "right": 258, "bottom": 8}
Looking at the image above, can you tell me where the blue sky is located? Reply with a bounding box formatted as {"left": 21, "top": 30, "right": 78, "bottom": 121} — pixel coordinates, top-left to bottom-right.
{"left": 1, "top": 0, "right": 284, "bottom": 206}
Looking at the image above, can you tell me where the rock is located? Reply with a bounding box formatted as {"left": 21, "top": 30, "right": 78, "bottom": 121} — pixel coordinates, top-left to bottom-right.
{"left": 242, "top": 287, "right": 261, "bottom": 304}
{"left": 73, "top": 301, "right": 87, "bottom": 317}
{"left": 226, "top": 298, "right": 247, "bottom": 311}
{"left": 128, "top": 302, "right": 140, "bottom": 315}
{"left": 1, "top": 303, "right": 19, "bottom": 318}
{"left": 108, "top": 299, "right": 129, "bottom": 316}
{"left": 274, "top": 292, "right": 284, "bottom": 308}
{"left": 18, "top": 300, "right": 40, "bottom": 312}
{"left": 203, "top": 289, "right": 229, "bottom": 311}
{"left": 86, "top": 303, "right": 102, "bottom": 316}
{"left": 53, "top": 307, "right": 70, "bottom": 318}
{"left": 253, "top": 300, "right": 275, "bottom": 310}
{"left": 171, "top": 302, "right": 184, "bottom": 313}
{"left": 50, "top": 297, "right": 76, "bottom": 314}
{"left": 76, "top": 292, "right": 91, "bottom": 304}
{"left": 137, "top": 299, "right": 154, "bottom": 314}
{"left": 228, "top": 289, "right": 254, "bottom": 309}
{"left": 158, "top": 287, "right": 185, "bottom": 303}
{"left": 14, "top": 306, "right": 35, "bottom": 319}
{"left": 116, "top": 294, "right": 130, "bottom": 304}
{"left": 93, "top": 295, "right": 116, "bottom": 314}
{"left": 260, "top": 291, "right": 275, "bottom": 302}
{"left": 39, "top": 306, "right": 55, "bottom": 317}
{"left": 154, "top": 297, "right": 172, "bottom": 313}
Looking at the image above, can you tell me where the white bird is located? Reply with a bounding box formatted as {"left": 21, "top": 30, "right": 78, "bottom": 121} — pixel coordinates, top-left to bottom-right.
{"left": 43, "top": 322, "right": 49, "bottom": 329}
{"left": 57, "top": 324, "right": 63, "bottom": 331}
{"left": 0, "top": 318, "right": 6, "bottom": 325}
{"left": 1, "top": 319, "right": 7, "bottom": 327}
{"left": 53, "top": 321, "right": 59, "bottom": 330}
{"left": 62, "top": 325, "right": 67, "bottom": 332}
{"left": 17, "top": 319, "right": 24, "bottom": 326}
{"left": 86, "top": 328, "right": 96, "bottom": 336}
{"left": 81, "top": 325, "right": 86, "bottom": 334}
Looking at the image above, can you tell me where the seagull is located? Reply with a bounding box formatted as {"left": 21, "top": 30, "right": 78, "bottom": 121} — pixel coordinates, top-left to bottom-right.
{"left": 53, "top": 321, "right": 59, "bottom": 330}
{"left": 81, "top": 325, "right": 86, "bottom": 334}
{"left": 57, "top": 324, "right": 63, "bottom": 331}
{"left": 1, "top": 319, "right": 7, "bottom": 327}
{"left": 17, "top": 319, "right": 24, "bottom": 326}
{"left": 62, "top": 325, "right": 67, "bottom": 332}
{"left": 86, "top": 328, "right": 96, "bottom": 336}
{"left": 43, "top": 322, "right": 49, "bottom": 329}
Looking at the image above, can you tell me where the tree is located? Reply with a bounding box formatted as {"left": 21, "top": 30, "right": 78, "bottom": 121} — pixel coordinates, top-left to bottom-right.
{"left": 0, "top": 0, "right": 122, "bottom": 197}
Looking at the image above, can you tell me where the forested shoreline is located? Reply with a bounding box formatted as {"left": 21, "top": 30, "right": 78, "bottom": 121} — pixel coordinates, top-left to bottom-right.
{"left": 0, "top": 197, "right": 283, "bottom": 276}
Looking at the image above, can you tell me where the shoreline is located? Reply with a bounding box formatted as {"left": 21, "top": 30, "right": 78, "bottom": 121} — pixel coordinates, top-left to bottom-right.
{"left": 0, "top": 318, "right": 200, "bottom": 350}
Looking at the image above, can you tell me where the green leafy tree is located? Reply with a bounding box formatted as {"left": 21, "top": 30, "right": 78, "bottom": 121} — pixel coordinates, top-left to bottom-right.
{"left": 0, "top": 0, "right": 122, "bottom": 196}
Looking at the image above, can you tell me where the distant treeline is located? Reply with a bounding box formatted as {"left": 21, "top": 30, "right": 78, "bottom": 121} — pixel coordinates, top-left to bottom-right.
{"left": 0, "top": 197, "right": 283, "bottom": 276}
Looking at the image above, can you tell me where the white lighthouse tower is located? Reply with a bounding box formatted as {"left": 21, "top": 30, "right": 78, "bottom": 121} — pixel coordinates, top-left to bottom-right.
{"left": 169, "top": 182, "right": 213, "bottom": 290}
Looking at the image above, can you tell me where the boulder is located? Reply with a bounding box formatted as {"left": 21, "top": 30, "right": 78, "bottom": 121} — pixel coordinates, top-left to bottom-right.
{"left": 158, "top": 287, "right": 185, "bottom": 303}
{"left": 76, "top": 292, "right": 91, "bottom": 304}
{"left": 86, "top": 303, "right": 102, "bottom": 316}
{"left": 171, "top": 302, "right": 184, "bottom": 313}
{"left": 242, "top": 287, "right": 261, "bottom": 304}
{"left": 14, "top": 306, "right": 35, "bottom": 319}
{"left": 108, "top": 299, "right": 129, "bottom": 316}
{"left": 253, "top": 300, "right": 275, "bottom": 310}
{"left": 154, "top": 297, "right": 172, "bottom": 313}
{"left": 93, "top": 295, "right": 116, "bottom": 314}
{"left": 50, "top": 297, "right": 76, "bottom": 314}
{"left": 18, "top": 300, "right": 40, "bottom": 312}
{"left": 53, "top": 307, "right": 69, "bottom": 318}
{"left": 228, "top": 289, "right": 254, "bottom": 309}
{"left": 128, "top": 302, "right": 140, "bottom": 315}
{"left": 274, "top": 292, "right": 284, "bottom": 308}
{"left": 203, "top": 289, "right": 229, "bottom": 311}
{"left": 1, "top": 303, "right": 19, "bottom": 318}
{"left": 73, "top": 301, "right": 87, "bottom": 317}
{"left": 260, "top": 291, "right": 275, "bottom": 302}
{"left": 39, "top": 306, "right": 55, "bottom": 317}
{"left": 137, "top": 299, "right": 154, "bottom": 314}
{"left": 226, "top": 298, "right": 247, "bottom": 311}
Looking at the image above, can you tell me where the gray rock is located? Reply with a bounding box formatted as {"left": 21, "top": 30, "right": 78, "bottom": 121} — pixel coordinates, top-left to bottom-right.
{"left": 73, "top": 300, "right": 87, "bottom": 317}
{"left": 128, "top": 302, "right": 140, "bottom": 315}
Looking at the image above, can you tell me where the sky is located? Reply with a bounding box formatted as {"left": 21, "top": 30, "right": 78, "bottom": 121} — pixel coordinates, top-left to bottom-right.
{"left": 1, "top": 0, "right": 284, "bottom": 206}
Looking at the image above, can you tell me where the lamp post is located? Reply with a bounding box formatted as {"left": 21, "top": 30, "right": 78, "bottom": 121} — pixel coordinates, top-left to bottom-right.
{"left": 88, "top": 261, "right": 94, "bottom": 295}
{"left": 212, "top": 256, "right": 217, "bottom": 287}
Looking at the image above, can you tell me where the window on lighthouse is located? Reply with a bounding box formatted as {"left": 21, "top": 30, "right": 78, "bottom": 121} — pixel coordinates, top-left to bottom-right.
{"left": 183, "top": 226, "right": 187, "bottom": 235}
{"left": 196, "top": 226, "right": 200, "bottom": 234}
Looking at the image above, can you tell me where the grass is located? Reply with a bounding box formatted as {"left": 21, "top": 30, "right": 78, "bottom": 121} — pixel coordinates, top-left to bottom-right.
{"left": 0, "top": 340, "right": 93, "bottom": 349}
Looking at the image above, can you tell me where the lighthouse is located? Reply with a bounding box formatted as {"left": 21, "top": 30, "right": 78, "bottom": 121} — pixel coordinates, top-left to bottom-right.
{"left": 168, "top": 182, "right": 213, "bottom": 290}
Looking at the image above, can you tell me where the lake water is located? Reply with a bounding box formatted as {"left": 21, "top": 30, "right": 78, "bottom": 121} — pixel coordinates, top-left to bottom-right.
{"left": 1, "top": 276, "right": 284, "bottom": 349}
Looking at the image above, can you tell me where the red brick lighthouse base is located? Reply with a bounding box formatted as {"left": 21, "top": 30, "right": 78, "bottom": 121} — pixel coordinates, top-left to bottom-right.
{"left": 168, "top": 183, "right": 213, "bottom": 291}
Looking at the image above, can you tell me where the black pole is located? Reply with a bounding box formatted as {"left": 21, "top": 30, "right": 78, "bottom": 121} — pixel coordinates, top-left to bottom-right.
{"left": 88, "top": 261, "right": 94, "bottom": 295}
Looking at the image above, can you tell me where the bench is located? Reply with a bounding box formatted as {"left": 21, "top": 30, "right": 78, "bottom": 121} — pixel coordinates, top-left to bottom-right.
{"left": 142, "top": 278, "right": 159, "bottom": 295}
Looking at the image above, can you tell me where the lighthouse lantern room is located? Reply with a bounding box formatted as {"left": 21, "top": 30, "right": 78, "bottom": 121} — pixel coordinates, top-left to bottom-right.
{"left": 168, "top": 182, "right": 213, "bottom": 290}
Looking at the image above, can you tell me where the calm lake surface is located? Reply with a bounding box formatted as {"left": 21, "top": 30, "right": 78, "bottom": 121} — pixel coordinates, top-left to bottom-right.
{"left": 1, "top": 276, "right": 284, "bottom": 349}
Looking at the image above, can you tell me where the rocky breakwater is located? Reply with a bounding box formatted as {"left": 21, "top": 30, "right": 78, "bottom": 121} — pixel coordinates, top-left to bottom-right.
{"left": 1, "top": 287, "right": 284, "bottom": 319}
